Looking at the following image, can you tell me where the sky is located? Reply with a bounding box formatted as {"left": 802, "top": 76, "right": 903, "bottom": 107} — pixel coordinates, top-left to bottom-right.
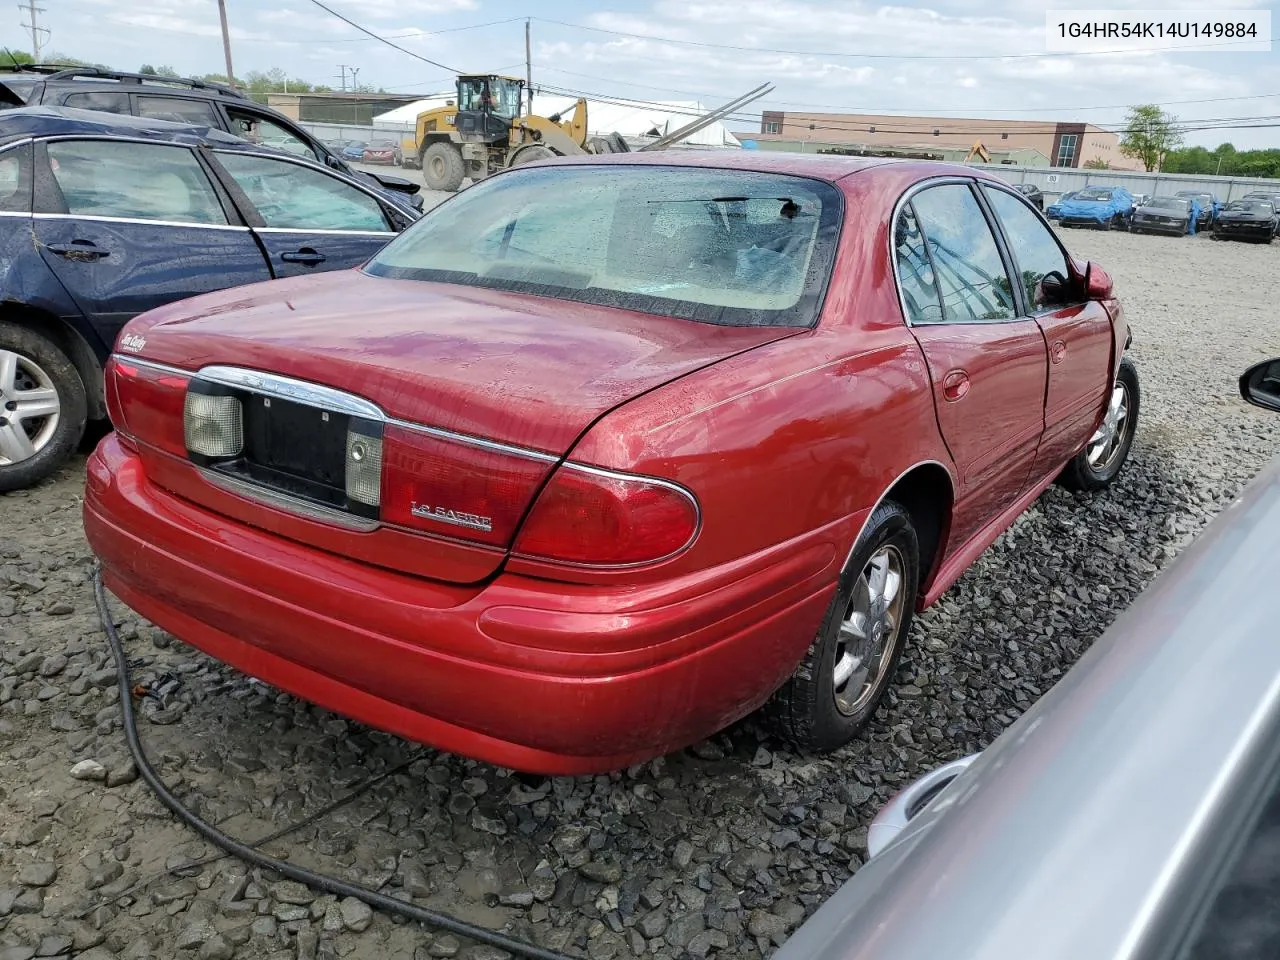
{"left": 4, "top": 0, "right": 1280, "bottom": 149}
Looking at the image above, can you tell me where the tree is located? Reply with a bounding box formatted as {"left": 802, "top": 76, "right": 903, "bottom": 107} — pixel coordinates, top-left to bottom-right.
{"left": 1083, "top": 157, "right": 1111, "bottom": 169}
{"left": 1, "top": 48, "right": 34, "bottom": 66}
{"left": 139, "top": 64, "right": 180, "bottom": 77}
{"left": 1120, "top": 104, "right": 1183, "bottom": 172}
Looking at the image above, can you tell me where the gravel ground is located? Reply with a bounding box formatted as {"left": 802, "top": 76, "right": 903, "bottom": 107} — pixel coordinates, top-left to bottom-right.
{"left": 2, "top": 227, "right": 1279, "bottom": 960}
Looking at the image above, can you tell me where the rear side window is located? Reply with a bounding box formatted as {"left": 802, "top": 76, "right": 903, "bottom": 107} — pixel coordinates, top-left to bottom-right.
{"left": 46, "top": 140, "right": 228, "bottom": 225}
{"left": 908, "top": 183, "right": 1016, "bottom": 323}
{"left": 0, "top": 144, "right": 31, "bottom": 212}
{"left": 136, "top": 96, "right": 219, "bottom": 125}
{"left": 894, "top": 205, "right": 943, "bottom": 324}
{"left": 215, "top": 153, "right": 389, "bottom": 231}
{"left": 61, "top": 91, "right": 131, "bottom": 114}
{"left": 366, "top": 165, "right": 843, "bottom": 328}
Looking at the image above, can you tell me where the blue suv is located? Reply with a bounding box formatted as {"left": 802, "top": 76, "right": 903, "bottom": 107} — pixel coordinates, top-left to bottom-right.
{"left": 0, "top": 107, "right": 420, "bottom": 490}
{"left": 1056, "top": 186, "right": 1135, "bottom": 230}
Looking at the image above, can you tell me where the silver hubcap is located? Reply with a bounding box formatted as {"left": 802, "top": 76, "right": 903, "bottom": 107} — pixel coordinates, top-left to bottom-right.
{"left": 0, "top": 350, "right": 60, "bottom": 467}
{"left": 833, "top": 544, "right": 906, "bottom": 716}
{"left": 1086, "top": 382, "right": 1130, "bottom": 470}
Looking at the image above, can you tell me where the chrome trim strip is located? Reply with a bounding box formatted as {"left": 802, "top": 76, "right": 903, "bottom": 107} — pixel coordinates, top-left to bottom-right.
{"left": 195, "top": 365, "right": 385, "bottom": 420}
{"left": 0, "top": 211, "right": 28, "bottom": 218}
{"left": 391, "top": 420, "right": 561, "bottom": 463}
{"left": 31, "top": 212, "right": 249, "bottom": 231}
{"left": 0, "top": 138, "right": 34, "bottom": 154}
{"left": 112, "top": 356, "right": 193, "bottom": 378}
{"left": 887, "top": 174, "right": 978, "bottom": 330}
{"left": 201, "top": 468, "right": 379, "bottom": 532}
{"left": 256, "top": 227, "right": 396, "bottom": 238}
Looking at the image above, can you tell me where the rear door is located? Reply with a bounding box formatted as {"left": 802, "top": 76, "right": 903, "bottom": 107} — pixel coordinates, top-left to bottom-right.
{"left": 896, "top": 181, "right": 1049, "bottom": 546}
{"left": 982, "top": 185, "right": 1114, "bottom": 481}
{"left": 208, "top": 151, "right": 399, "bottom": 279}
{"left": 32, "top": 138, "right": 272, "bottom": 349}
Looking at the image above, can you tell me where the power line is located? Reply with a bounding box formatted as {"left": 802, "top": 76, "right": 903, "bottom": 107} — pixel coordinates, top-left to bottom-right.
{"left": 532, "top": 16, "right": 1279, "bottom": 62}
{"left": 301, "top": 0, "right": 462, "bottom": 72}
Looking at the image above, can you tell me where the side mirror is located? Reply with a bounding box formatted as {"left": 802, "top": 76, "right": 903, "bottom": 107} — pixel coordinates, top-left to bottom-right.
{"left": 1240, "top": 358, "right": 1280, "bottom": 412}
{"left": 1084, "top": 261, "right": 1113, "bottom": 300}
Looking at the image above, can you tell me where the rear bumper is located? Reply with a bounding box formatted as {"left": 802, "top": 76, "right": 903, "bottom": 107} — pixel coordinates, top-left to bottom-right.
{"left": 84, "top": 436, "right": 839, "bottom": 773}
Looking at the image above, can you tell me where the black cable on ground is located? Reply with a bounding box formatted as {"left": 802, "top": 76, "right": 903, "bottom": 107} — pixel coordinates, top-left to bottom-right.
{"left": 94, "top": 568, "right": 576, "bottom": 960}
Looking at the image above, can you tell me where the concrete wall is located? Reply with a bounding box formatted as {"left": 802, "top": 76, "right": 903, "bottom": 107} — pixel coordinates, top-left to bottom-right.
{"left": 977, "top": 164, "right": 1280, "bottom": 203}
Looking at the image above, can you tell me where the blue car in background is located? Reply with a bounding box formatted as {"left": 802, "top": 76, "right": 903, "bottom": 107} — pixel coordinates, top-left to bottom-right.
{"left": 1045, "top": 190, "right": 1077, "bottom": 220}
{"left": 341, "top": 140, "right": 368, "bottom": 161}
{"left": 1175, "top": 190, "right": 1220, "bottom": 230}
{"left": 0, "top": 107, "right": 419, "bottom": 491}
{"left": 1057, "top": 185, "right": 1135, "bottom": 229}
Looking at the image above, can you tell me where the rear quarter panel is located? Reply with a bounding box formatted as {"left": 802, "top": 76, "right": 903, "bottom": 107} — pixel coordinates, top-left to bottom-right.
{"left": 560, "top": 167, "right": 955, "bottom": 587}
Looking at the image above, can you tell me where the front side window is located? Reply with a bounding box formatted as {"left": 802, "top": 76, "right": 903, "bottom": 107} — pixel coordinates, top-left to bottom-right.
{"left": 226, "top": 110, "right": 319, "bottom": 161}
{"left": 216, "top": 153, "right": 389, "bottom": 232}
{"left": 46, "top": 140, "right": 227, "bottom": 224}
{"left": 136, "top": 96, "right": 219, "bottom": 126}
{"left": 983, "top": 187, "right": 1073, "bottom": 312}
{"left": 365, "top": 165, "right": 842, "bottom": 328}
{"left": 61, "top": 91, "right": 131, "bottom": 114}
{"left": 907, "top": 183, "right": 1016, "bottom": 323}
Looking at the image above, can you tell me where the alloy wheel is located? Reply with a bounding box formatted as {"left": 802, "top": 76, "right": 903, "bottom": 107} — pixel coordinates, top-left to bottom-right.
{"left": 1086, "top": 381, "right": 1130, "bottom": 471}
{"left": 833, "top": 544, "right": 907, "bottom": 716}
{"left": 0, "top": 350, "right": 61, "bottom": 466}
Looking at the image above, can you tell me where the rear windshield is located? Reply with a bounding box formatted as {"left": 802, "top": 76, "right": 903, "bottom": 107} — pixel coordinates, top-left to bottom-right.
{"left": 365, "top": 164, "right": 842, "bottom": 328}
{"left": 1227, "top": 200, "right": 1274, "bottom": 213}
{"left": 1145, "top": 197, "right": 1189, "bottom": 211}
{"left": 1075, "top": 188, "right": 1114, "bottom": 201}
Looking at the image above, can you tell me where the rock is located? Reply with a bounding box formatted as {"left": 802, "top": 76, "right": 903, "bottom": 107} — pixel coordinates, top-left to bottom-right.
{"left": 36, "top": 934, "right": 73, "bottom": 957}
{"left": 176, "top": 918, "right": 217, "bottom": 950}
{"left": 664, "top": 912, "right": 705, "bottom": 949}
{"left": 198, "top": 934, "right": 234, "bottom": 960}
{"left": 295, "top": 928, "right": 319, "bottom": 960}
{"left": 273, "top": 880, "right": 315, "bottom": 905}
{"left": 39, "top": 654, "right": 68, "bottom": 676}
{"left": 498, "top": 889, "right": 534, "bottom": 907}
{"left": 251, "top": 917, "right": 278, "bottom": 938}
{"left": 321, "top": 901, "right": 342, "bottom": 934}
{"left": 748, "top": 909, "right": 791, "bottom": 943}
{"left": 579, "top": 859, "right": 622, "bottom": 884}
{"left": 70, "top": 759, "right": 107, "bottom": 781}
{"left": 339, "top": 896, "right": 373, "bottom": 933}
{"left": 45, "top": 601, "right": 74, "bottom": 616}
{"left": 85, "top": 861, "right": 124, "bottom": 890}
{"left": 17, "top": 862, "right": 57, "bottom": 886}
{"left": 429, "top": 935, "right": 461, "bottom": 957}
{"left": 273, "top": 904, "right": 309, "bottom": 923}
{"left": 458, "top": 948, "right": 510, "bottom": 960}
{"left": 637, "top": 911, "right": 668, "bottom": 938}
{"left": 0, "top": 947, "right": 36, "bottom": 960}
{"left": 106, "top": 761, "right": 139, "bottom": 788}
{"left": 11, "top": 887, "right": 43, "bottom": 913}
{"left": 671, "top": 840, "right": 694, "bottom": 869}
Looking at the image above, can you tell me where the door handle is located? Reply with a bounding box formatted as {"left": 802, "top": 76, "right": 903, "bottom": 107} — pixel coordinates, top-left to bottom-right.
{"left": 281, "top": 249, "right": 326, "bottom": 266}
{"left": 45, "top": 240, "right": 110, "bottom": 262}
{"left": 942, "top": 370, "right": 970, "bottom": 402}
{"left": 1050, "top": 340, "right": 1067, "bottom": 364}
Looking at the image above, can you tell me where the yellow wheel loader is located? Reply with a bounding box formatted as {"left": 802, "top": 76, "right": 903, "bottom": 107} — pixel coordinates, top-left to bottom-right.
{"left": 413, "top": 74, "right": 629, "bottom": 192}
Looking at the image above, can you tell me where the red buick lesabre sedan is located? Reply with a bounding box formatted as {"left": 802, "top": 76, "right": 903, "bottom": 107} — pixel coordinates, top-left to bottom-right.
{"left": 84, "top": 153, "right": 1138, "bottom": 774}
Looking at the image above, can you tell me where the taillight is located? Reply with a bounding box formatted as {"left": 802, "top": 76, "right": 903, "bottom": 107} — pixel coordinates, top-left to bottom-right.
{"left": 513, "top": 465, "right": 699, "bottom": 567}
{"left": 109, "top": 357, "right": 190, "bottom": 457}
{"left": 379, "top": 425, "right": 555, "bottom": 548}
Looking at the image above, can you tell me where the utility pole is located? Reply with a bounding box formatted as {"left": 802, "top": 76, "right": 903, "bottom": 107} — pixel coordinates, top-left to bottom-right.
{"left": 18, "top": 0, "right": 49, "bottom": 61}
{"left": 525, "top": 18, "right": 533, "bottom": 115}
{"left": 347, "top": 66, "right": 359, "bottom": 91}
{"left": 216, "top": 0, "right": 236, "bottom": 87}
{"left": 336, "top": 65, "right": 347, "bottom": 92}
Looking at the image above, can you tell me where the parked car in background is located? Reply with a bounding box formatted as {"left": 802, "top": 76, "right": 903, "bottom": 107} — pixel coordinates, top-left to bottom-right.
{"left": 1129, "top": 195, "right": 1196, "bottom": 236}
{"left": 85, "top": 155, "right": 1138, "bottom": 774}
{"left": 399, "top": 134, "right": 421, "bottom": 169}
{"left": 0, "top": 65, "right": 423, "bottom": 210}
{"left": 1056, "top": 185, "right": 1135, "bottom": 229}
{"left": 1012, "top": 182, "right": 1043, "bottom": 211}
{"left": 0, "top": 107, "right": 419, "bottom": 491}
{"left": 776, "top": 357, "right": 1280, "bottom": 960}
{"left": 1213, "top": 197, "right": 1278, "bottom": 243}
{"left": 341, "top": 140, "right": 368, "bottom": 161}
{"left": 1045, "top": 190, "right": 1077, "bottom": 220}
{"left": 1175, "top": 189, "right": 1220, "bottom": 229}
{"left": 1131, "top": 192, "right": 1150, "bottom": 207}
{"left": 362, "top": 139, "right": 399, "bottom": 165}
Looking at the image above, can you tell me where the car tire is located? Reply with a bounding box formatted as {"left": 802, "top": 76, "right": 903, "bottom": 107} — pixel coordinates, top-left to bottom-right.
{"left": 509, "top": 144, "right": 557, "bottom": 167}
{"left": 1058, "top": 356, "right": 1140, "bottom": 493}
{"left": 768, "top": 500, "right": 920, "bottom": 753}
{"left": 422, "top": 142, "right": 466, "bottom": 192}
{"left": 0, "top": 322, "right": 88, "bottom": 492}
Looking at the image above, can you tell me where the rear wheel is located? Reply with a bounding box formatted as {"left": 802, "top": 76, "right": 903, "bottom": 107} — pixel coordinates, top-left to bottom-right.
{"left": 1058, "top": 357, "right": 1140, "bottom": 492}
{"left": 768, "top": 501, "right": 920, "bottom": 752}
{"left": 0, "top": 322, "right": 87, "bottom": 492}
{"left": 422, "top": 142, "right": 465, "bottom": 192}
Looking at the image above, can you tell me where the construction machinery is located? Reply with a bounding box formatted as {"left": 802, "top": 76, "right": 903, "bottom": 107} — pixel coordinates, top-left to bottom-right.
{"left": 964, "top": 140, "right": 992, "bottom": 164}
{"left": 412, "top": 74, "right": 773, "bottom": 192}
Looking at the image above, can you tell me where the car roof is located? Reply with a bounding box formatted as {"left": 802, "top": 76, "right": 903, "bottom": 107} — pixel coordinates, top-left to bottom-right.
{"left": 776, "top": 459, "right": 1280, "bottom": 960}
{"left": 512, "top": 149, "right": 980, "bottom": 184}
{"left": 0, "top": 65, "right": 246, "bottom": 101}
{"left": 0, "top": 105, "right": 256, "bottom": 149}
